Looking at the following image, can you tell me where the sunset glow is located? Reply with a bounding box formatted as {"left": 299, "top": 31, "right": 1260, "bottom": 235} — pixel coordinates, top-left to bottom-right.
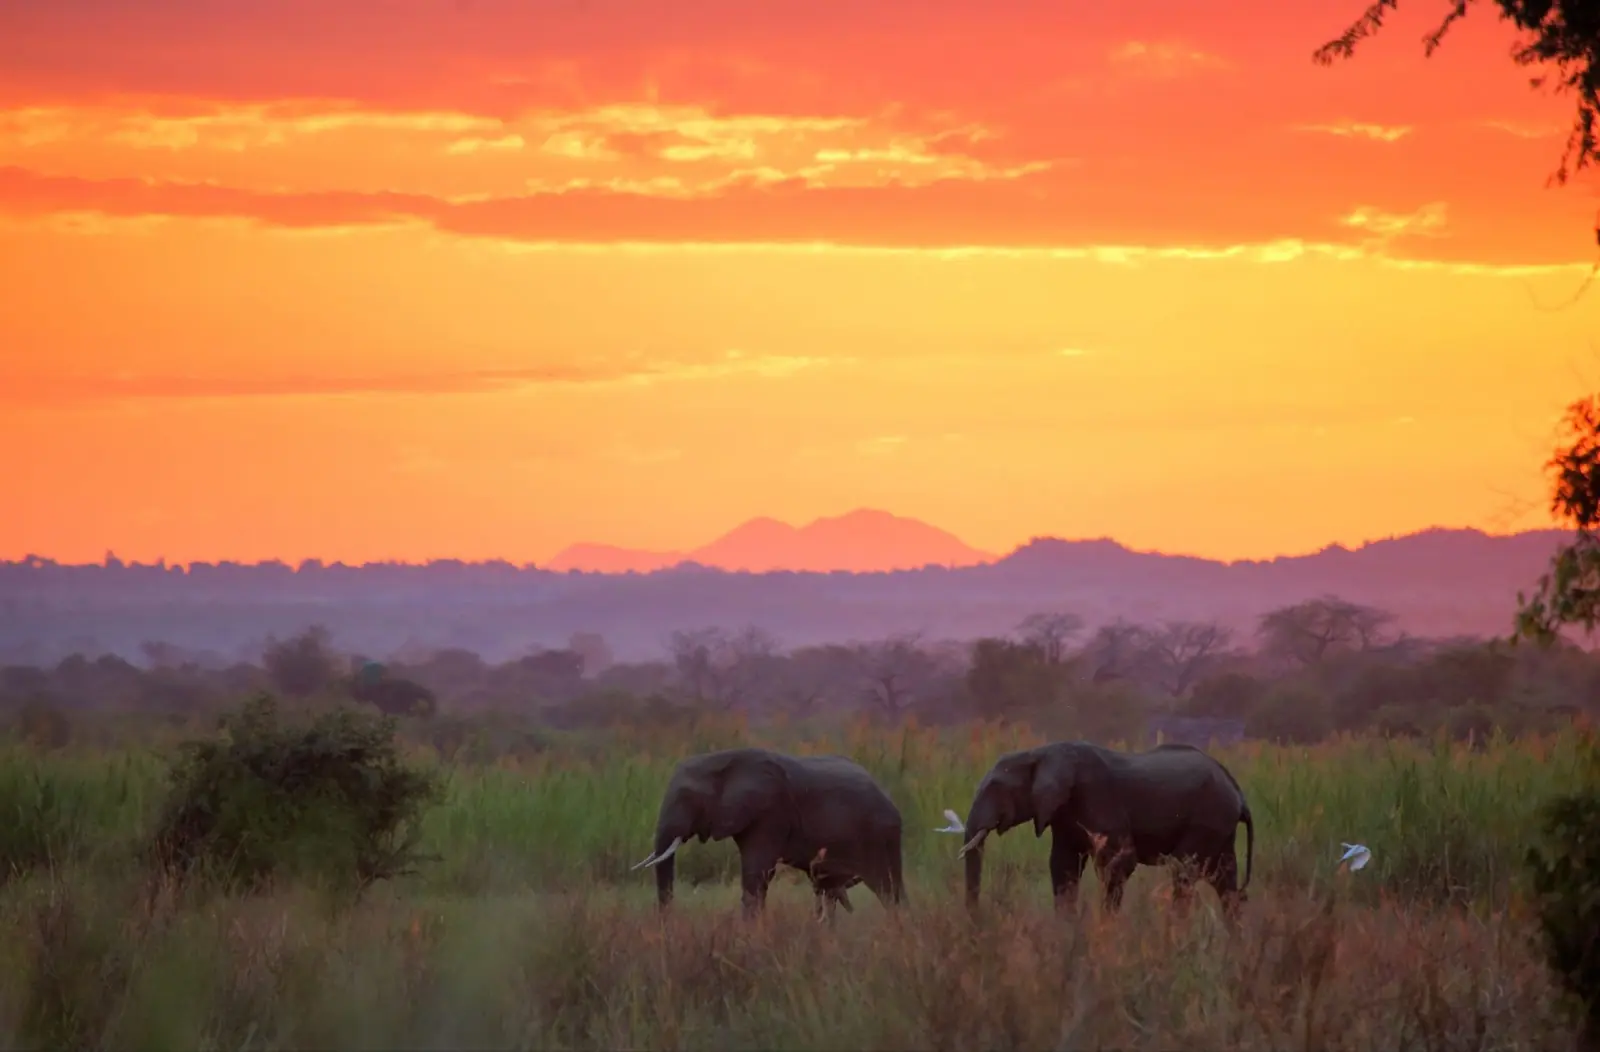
{"left": 5, "top": 0, "right": 1599, "bottom": 566}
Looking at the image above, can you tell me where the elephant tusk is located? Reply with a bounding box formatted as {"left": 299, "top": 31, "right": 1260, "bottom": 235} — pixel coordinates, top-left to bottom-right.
{"left": 956, "top": 829, "right": 989, "bottom": 858}
{"left": 632, "top": 835, "right": 684, "bottom": 870}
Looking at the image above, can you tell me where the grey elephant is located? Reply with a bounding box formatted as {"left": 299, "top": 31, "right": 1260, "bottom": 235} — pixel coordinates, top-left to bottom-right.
{"left": 631, "top": 746, "right": 907, "bottom": 918}
{"left": 956, "top": 741, "right": 1254, "bottom": 918}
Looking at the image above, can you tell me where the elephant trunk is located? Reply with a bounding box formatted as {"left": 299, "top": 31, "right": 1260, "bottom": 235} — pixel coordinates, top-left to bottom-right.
{"left": 960, "top": 798, "right": 996, "bottom": 908}
{"left": 963, "top": 839, "right": 985, "bottom": 908}
{"left": 655, "top": 852, "right": 676, "bottom": 908}
{"left": 631, "top": 819, "right": 688, "bottom": 909}
{"left": 652, "top": 826, "right": 681, "bottom": 909}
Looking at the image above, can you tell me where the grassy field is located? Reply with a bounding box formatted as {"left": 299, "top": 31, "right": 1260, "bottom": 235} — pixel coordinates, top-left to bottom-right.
{"left": 0, "top": 718, "right": 1591, "bottom": 1049}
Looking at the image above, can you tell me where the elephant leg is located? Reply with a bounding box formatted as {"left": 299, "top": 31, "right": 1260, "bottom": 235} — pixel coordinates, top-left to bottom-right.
{"left": 1095, "top": 841, "right": 1138, "bottom": 915}
{"left": 859, "top": 863, "right": 896, "bottom": 911}
{"left": 887, "top": 839, "right": 907, "bottom": 906}
{"left": 738, "top": 848, "right": 779, "bottom": 920}
{"left": 1049, "top": 829, "right": 1088, "bottom": 913}
{"left": 867, "top": 833, "right": 906, "bottom": 908}
{"left": 857, "top": 840, "right": 905, "bottom": 910}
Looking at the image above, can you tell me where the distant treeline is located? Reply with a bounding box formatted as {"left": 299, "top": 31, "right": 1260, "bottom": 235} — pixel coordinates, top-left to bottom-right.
{"left": 1, "top": 594, "right": 1591, "bottom": 754}
{"left": 0, "top": 530, "right": 1573, "bottom": 664}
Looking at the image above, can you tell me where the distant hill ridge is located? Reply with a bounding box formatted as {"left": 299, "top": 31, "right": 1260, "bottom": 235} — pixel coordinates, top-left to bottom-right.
{"left": 2, "top": 516, "right": 1571, "bottom": 579}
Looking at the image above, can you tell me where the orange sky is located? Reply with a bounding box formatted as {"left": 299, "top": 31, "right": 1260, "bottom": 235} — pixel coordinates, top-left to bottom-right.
{"left": 4, "top": 0, "right": 1600, "bottom": 567}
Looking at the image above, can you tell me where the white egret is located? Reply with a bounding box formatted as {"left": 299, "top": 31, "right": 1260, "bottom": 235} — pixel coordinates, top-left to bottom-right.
{"left": 1338, "top": 842, "right": 1372, "bottom": 872}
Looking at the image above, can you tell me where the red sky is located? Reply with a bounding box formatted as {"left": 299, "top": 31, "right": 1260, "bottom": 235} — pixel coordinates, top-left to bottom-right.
{"left": 3, "top": 0, "right": 1598, "bottom": 566}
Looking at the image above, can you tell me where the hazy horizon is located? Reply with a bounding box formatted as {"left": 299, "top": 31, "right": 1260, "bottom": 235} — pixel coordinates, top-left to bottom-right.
{"left": 0, "top": 511, "right": 1572, "bottom": 573}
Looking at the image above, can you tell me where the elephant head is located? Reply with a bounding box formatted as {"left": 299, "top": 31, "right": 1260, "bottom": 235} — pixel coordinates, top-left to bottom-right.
{"left": 957, "top": 744, "right": 1082, "bottom": 905}
{"left": 631, "top": 748, "right": 793, "bottom": 907}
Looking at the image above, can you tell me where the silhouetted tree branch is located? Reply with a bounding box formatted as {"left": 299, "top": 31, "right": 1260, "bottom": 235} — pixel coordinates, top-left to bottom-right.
{"left": 1316, "top": 0, "right": 1600, "bottom": 245}
{"left": 1517, "top": 394, "right": 1600, "bottom": 644}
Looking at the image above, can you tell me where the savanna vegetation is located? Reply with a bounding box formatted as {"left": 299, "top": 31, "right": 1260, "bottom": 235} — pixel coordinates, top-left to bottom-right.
{"left": 1, "top": 549, "right": 1598, "bottom": 1047}
{"left": 0, "top": 695, "right": 1594, "bottom": 1050}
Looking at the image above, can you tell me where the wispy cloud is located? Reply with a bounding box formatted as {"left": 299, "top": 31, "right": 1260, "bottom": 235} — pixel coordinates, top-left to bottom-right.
{"left": 0, "top": 102, "right": 1054, "bottom": 198}
{"left": 1479, "top": 119, "right": 1562, "bottom": 140}
{"left": 3, "top": 352, "right": 837, "bottom": 407}
{"left": 1339, "top": 202, "right": 1449, "bottom": 240}
{"left": 857, "top": 435, "right": 909, "bottom": 457}
{"left": 1107, "top": 41, "right": 1229, "bottom": 77}
{"left": 1295, "top": 120, "right": 1412, "bottom": 144}
{"left": 445, "top": 134, "right": 527, "bottom": 155}
{"left": 0, "top": 168, "right": 1587, "bottom": 275}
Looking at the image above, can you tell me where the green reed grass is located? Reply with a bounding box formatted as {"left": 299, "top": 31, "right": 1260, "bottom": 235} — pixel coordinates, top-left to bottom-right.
{"left": 0, "top": 721, "right": 1588, "bottom": 910}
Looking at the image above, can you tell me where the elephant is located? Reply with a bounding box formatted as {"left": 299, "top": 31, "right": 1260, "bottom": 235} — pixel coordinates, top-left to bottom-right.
{"left": 957, "top": 741, "right": 1254, "bottom": 920}
{"left": 631, "top": 747, "right": 907, "bottom": 919}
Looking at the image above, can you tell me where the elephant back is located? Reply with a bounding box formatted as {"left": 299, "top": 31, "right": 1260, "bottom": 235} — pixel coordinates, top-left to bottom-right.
{"left": 788, "top": 755, "right": 903, "bottom": 823}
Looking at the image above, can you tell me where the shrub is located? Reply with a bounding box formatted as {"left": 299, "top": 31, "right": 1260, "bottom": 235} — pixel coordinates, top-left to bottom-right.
{"left": 261, "top": 625, "right": 340, "bottom": 699}
{"left": 348, "top": 673, "right": 438, "bottom": 719}
{"left": 149, "top": 694, "right": 443, "bottom": 894}
{"left": 12, "top": 699, "right": 73, "bottom": 751}
{"left": 1525, "top": 734, "right": 1600, "bottom": 1050}
{"left": 1249, "top": 680, "right": 1334, "bottom": 743}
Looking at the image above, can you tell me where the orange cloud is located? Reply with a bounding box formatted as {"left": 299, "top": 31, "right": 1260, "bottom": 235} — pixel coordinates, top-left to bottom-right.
{"left": 1295, "top": 120, "right": 1413, "bottom": 143}
{"left": 0, "top": 101, "right": 1049, "bottom": 202}
{"left": 0, "top": 161, "right": 1586, "bottom": 267}
{"left": 1479, "top": 118, "right": 1562, "bottom": 140}
{"left": 1107, "top": 40, "right": 1230, "bottom": 77}
{"left": 1339, "top": 202, "right": 1450, "bottom": 244}
{"left": 0, "top": 350, "right": 837, "bottom": 407}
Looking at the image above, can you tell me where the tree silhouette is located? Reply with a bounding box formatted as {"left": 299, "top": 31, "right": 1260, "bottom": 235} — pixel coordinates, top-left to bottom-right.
{"left": 261, "top": 625, "right": 340, "bottom": 699}
{"left": 1082, "top": 619, "right": 1156, "bottom": 685}
{"left": 1257, "top": 596, "right": 1396, "bottom": 669}
{"left": 965, "top": 638, "right": 1061, "bottom": 723}
{"left": 1518, "top": 394, "right": 1600, "bottom": 643}
{"left": 1144, "top": 620, "right": 1237, "bottom": 697}
{"left": 853, "top": 633, "right": 939, "bottom": 722}
{"left": 1013, "top": 611, "right": 1085, "bottom": 665}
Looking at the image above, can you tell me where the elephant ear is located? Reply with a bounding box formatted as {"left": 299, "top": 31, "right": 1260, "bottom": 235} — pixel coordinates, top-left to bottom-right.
{"left": 709, "top": 755, "right": 789, "bottom": 841}
{"left": 1029, "top": 755, "right": 1073, "bottom": 837}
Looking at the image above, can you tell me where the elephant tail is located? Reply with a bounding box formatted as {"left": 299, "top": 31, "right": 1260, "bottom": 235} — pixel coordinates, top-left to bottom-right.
{"left": 1238, "top": 801, "right": 1255, "bottom": 893}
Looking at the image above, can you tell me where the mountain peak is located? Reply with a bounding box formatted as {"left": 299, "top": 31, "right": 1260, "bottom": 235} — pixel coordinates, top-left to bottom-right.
{"left": 547, "top": 508, "right": 993, "bottom": 574}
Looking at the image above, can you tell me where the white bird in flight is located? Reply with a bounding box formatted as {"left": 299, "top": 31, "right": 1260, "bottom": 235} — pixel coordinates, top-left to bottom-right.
{"left": 1338, "top": 842, "right": 1372, "bottom": 871}
{"left": 934, "top": 808, "right": 966, "bottom": 834}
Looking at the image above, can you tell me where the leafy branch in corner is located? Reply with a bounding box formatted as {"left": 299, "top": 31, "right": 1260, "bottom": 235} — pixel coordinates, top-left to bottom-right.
{"left": 1315, "top": 0, "right": 1600, "bottom": 247}
{"left": 1515, "top": 395, "right": 1600, "bottom": 646}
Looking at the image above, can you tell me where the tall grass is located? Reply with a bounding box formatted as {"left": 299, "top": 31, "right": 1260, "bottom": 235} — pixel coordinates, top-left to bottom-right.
{"left": 0, "top": 720, "right": 1588, "bottom": 1049}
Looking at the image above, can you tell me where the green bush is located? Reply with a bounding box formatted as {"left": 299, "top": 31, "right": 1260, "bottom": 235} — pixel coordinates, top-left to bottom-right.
{"left": 149, "top": 694, "right": 444, "bottom": 893}
{"left": 1525, "top": 734, "right": 1600, "bottom": 1049}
